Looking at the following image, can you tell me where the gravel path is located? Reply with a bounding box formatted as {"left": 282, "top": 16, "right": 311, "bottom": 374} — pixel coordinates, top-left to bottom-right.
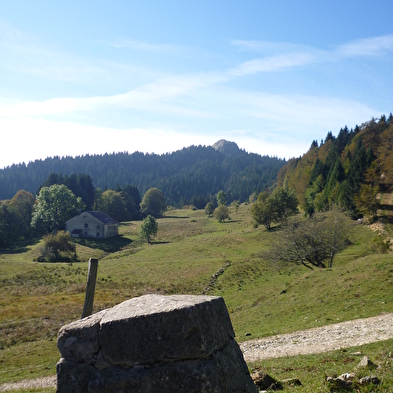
{"left": 0, "top": 376, "right": 56, "bottom": 392}
{"left": 240, "top": 312, "right": 393, "bottom": 363}
{"left": 1, "top": 312, "right": 392, "bottom": 391}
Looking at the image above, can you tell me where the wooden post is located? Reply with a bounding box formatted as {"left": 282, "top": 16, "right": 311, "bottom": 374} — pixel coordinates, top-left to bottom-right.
{"left": 81, "top": 258, "right": 99, "bottom": 319}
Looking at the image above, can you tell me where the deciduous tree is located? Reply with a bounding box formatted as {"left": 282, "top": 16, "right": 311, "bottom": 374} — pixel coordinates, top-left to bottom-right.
{"left": 140, "top": 188, "right": 167, "bottom": 217}
{"left": 97, "top": 190, "right": 127, "bottom": 222}
{"left": 140, "top": 215, "right": 158, "bottom": 243}
{"left": 263, "top": 206, "right": 351, "bottom": 269}
{"left": 251, "top": 187, "right": 298, "bottom": 229}
{"left": 213, "top": 205, "right": 230, "bottom": 222}
{"left": 204, "top": 201, "right": 214, "bottom": 217}
{"left": 31, "top": 185, "right": 84, "bottom": 233}
{"left": 355, "top": 184, "right": 380, "bottom": 220}
{"left": 216, "top": 190, "right": 228, "bottom": 206}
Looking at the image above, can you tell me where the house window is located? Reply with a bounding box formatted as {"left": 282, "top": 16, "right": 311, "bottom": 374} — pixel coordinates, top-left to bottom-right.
{"left": 84, "top": 223, "right": 88, "bottom": 228}
{"left": 97, "top": 232, "right": 100, "bottom": 237}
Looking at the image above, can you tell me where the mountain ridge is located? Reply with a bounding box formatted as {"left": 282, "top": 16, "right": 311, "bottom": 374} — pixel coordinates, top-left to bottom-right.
{"left": 0, "top": 142, "right": 285, "bottom": 206}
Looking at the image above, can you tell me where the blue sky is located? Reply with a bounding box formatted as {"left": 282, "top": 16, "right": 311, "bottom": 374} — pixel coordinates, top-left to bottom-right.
{"left": 1, "top": 0, "right": 392, "bottom": 168}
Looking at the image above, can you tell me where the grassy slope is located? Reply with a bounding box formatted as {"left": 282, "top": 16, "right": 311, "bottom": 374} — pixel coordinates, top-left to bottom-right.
{"left": 0, "top": 204, "right": 392, "bottom": 391}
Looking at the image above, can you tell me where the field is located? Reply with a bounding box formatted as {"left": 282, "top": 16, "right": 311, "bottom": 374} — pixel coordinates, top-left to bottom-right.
{"left": 1, "top": 203, "right": 392, "bottom": 392}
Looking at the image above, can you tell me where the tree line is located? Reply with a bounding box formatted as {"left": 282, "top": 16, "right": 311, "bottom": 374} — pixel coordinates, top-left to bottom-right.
{"left": 0, "top": 173, "right": 143, "bottom": 248}
{"left": 0, "top": 144, "right": 286, "bottom": 206}
{"left": 277, "top": 113, "right": 393, "bottom": 219}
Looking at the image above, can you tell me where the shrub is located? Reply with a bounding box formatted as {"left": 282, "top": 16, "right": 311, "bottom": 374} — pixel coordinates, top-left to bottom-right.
{"left": 39, "top": 231, "right": 76, "bottom": 262}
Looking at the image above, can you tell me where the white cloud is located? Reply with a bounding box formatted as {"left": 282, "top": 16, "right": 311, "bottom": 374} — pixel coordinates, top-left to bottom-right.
{"left": 230, "top": 34, "right": 393, "bottom": 74}
{"left": 0, "top": 71, "right": 227, "bottom": 119}
{"left": 229, "top": 52, "right": 315, "bottom": 76}
{"left": 110, "top": 39, "right": 177, "bottom": 53}
{"left": 0, "top": 30, "right": 389, "bottom": 168}
{"left": 0, "top": 117, "right": 218, "bottom": 169}
{"left": 336, "top": 34, "right": 393, "bottom": 57}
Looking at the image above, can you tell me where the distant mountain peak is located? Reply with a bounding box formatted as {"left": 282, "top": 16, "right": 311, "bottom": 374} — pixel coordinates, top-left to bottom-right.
{"left": 212, "top": 140, "right": 241, "bottom": 156}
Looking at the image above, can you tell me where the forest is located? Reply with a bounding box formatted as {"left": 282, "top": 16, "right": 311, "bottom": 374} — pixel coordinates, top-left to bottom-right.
{"left": 277, "top": 114, "right": 393, "bottom": 218}
{"left": 0, "top": 142, "right": 285, "bottom": 206}
{"left": 2, "top": 113, "right": 393, "bottom": 251}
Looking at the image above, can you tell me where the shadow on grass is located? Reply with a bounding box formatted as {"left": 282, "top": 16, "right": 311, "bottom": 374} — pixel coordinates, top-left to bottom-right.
{"left": 149, "top": 241, "right": 170, "bottom": 245}
{"left": 0, "top": 238, "right": 41, "bottom": 255}
{"left": 379, "top": 215, "right": 393, "bottom": 224}
{"left": 75, "top": 235, "right": 132, "bottom": 253}
{"left": 162, "top": 215, "right": 190, "bottom": 219}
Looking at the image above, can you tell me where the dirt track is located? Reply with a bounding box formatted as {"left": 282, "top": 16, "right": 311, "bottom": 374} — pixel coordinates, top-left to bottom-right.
{"left": 1, "top": 312, "right": 393, "bottom": 391}
{"left": 240, "top": 312, "right": 393, "bottom": 363}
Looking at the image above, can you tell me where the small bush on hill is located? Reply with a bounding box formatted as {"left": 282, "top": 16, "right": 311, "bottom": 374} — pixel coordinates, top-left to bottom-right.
{"left": 38, "top": 231, "right": 76, "bottom": 262}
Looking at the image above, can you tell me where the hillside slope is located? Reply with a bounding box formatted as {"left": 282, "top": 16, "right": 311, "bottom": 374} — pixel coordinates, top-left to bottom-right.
{"left": 0, "top": 142, "right": 285, "bottom": 206}
{"left": 277, "top": 114, "right": 393, "bottom": 216}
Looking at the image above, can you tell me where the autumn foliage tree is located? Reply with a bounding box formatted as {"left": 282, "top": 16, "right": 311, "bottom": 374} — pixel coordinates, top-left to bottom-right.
{"left": 355, "top": 184, "right": 380, "bottom": 221}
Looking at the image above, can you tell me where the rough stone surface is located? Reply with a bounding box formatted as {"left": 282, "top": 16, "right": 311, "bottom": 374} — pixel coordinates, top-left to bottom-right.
{"left": 359, "top": 375, "right": 380, "bottom": 385}
{"left": 99, "top": 294, "right": 235, "bottom": 367}
{"left": 56, "top": 294, "right": 257, "bottom": 393}
{"left": 57, "top": 309, "right": 107, "bottom": 365}
{"left": 357, "top": 356, "right": 377, "bottom": 369}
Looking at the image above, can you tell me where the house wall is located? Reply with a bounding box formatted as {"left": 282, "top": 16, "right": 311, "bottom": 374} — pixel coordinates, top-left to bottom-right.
{"left": 66, "top": 213, "right": 118, "bottom": 239}
{"left": 66, "top": 214, "right": 104, "bottom": 238}
{"left": 104, "top": 224, "right": 118, "bottom": 238}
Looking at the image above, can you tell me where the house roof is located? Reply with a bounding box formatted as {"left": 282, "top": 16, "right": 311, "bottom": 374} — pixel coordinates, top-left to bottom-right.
{"left": 85, "top": 211, "right": 118, "bottom": 224}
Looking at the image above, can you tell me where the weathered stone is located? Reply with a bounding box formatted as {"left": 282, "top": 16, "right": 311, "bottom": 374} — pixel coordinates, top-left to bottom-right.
{"left": 99, "top": 294, "right": 235, "bottom": 367}
{"left": 357, "top": 356, "right": 377, "bottom": 369}
{"left": 250, "top": 372, "right": 281, "bottom": 390}
{"left": 326, "top": 373, "right": 354, "bottom": 390}
{"left": 337, "top": 372, "right": 355, "bottom": 381}
{"left": 57, "top": 309, "right": 107, "bottom": 364}
{"left": 89, "top": 340, "right": 257, "bottom": 393}
{"left": 56, "top": 358, "right": 100, "bottom": 393}
{"left": 281, "top": 377, "right": 302, "bottom": 386}
{"left": 56, "top": 294, "right": 257, "bottom": 393}
{"left": 359, "top": 375, "right": 380, "bottom": 385}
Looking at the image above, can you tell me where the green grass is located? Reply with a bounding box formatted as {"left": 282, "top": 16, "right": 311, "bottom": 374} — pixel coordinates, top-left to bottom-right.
{"left": 0, "top": 203, "right": 392, "bottom": 391}
{"left": 250, "top": 339, "right": 393, "bottom": 392}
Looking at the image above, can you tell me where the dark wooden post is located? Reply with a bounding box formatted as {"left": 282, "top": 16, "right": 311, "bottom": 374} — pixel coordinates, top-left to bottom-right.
{"left": 81, "top": 258, "right": 99, "bottom": 319}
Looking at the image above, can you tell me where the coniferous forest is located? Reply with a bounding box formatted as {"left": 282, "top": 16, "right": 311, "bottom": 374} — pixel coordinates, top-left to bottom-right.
{"left": 277, "top": 114, "right": 393, "bottom": 217}
{"left": 0, "top": 142, "right": 285, "bottom": 206}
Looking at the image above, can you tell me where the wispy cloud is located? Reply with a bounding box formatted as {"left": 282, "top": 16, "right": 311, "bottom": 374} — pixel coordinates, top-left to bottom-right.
{"left": 0, "top": 24, "right": 108, "bottom": 82}
{"left": 230, "top": 34, "right": 393, "bottom": 75}
{"left": 336, "top": 34, "right": 393, "bottom": 57}
{"left": 231, "top": 40, "right": 313, "bottom": 53}
{"left": 0, "top": 30, "right": 389, "bottom": 168}
{"left": 229, "top": 52, "right": 315, "bottom": 76}
{"left": 0, "top": 71, "right": 226, "bottom": 119}
{"left": 110, "top": 39, "right": 177, "bottom": 53}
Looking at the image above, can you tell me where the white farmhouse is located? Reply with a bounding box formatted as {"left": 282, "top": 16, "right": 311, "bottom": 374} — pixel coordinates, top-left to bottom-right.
{"left": 65, "top": 211, "right": 118, "bottom": 239}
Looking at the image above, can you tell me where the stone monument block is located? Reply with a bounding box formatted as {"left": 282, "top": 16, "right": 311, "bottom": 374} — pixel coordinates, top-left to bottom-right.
{"left": 57, "top": 294, "right": 257, "bottom": 393}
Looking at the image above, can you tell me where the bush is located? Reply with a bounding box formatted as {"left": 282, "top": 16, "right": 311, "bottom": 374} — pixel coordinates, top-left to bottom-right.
{"left": 39, "top": 231, "right": 76, "bottom": 262}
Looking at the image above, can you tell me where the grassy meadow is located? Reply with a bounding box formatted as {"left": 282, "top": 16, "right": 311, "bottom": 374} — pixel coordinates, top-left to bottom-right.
{"left": 0, "top": 203, "right": 392, "bottom": 392}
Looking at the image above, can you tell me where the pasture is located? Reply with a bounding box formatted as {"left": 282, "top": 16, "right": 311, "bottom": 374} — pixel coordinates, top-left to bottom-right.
{"left": 0, "top": 203, "right": 392, "bottom": 391}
